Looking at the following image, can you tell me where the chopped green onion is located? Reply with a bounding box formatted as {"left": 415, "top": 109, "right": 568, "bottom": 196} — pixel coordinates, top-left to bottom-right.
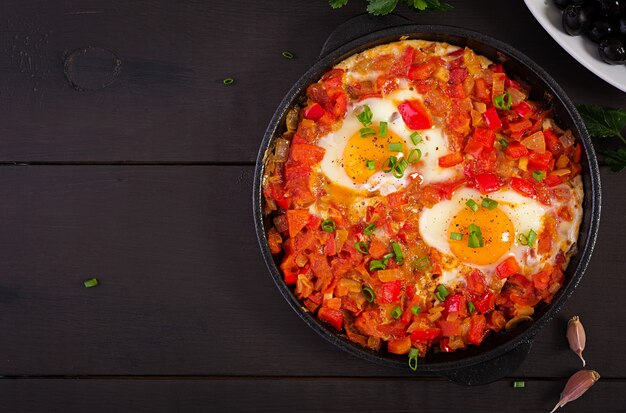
{"left": 362, "top": 286, "right": 376, "bottom": 302}
{"left": 468, "top": 233, "right": 482, "bottom": 248}
{"left": 412, "top": 256, "right": 429, "bottom": 269}
{"left": 366, "top": 160, "right": 376, "bottom": 170}
{"left": 388, "top": 142, "right": 403, "bottom": 152}
{"left": 356, "top": 105, "right": 373, "bottom": 126}
{"left": 499, "top": 138, "right": 509, "bottom": 148}
{"left": 450, "top": 232, "right": 463, "bottom": 241}
{"left": 435, "top": 292, "right": 444, "bottom": 301}
{"left": 391, "top": 242, "right": 404, "bottom": 264}
{"left": 281, "top": 51, "right": 294, "bottom": 59}
{"left": 518, "top": 233, "right": 528, "bottom": 245}
{"left": 360, "top": 127, "right": 376, "bottom": 138}
{"left": 465, "top": 199, "right": 479, "bottom": 212}
{"left": 223, "top": 77, "right": 234, "bottom": 85}
{"left": 494, "top": 92, "right": 512, "bottom": 110}
{"left": 407, "top": 148, "right": 422, "bottom": 164}
{"left": 527, "top": 229, "right": 537, "bottom": 246}
{"left": 392, "top": 158, "right": 409, "bottom": 178}
{"left": 468, "top": 223, "right": 482, "bottom": 236}
{"left": 532, "top": 170, "right": 545, "bottom": 181}
{"left": 513, "top": 380, "right": 525, "bottom": 388}
{"left": 468, "top": 301, "right": 476, "bottom": 314}
{"left": 436, "top": 284, "right": 450, "bottom": 299}
{"left": 382, "top": 156, "right": 397, "bottom": 173}
{"left": 378, "top": 121, "right": 388, "bottom": 137}
{"left": 408, "top": 348, "right": 419, "bottom": 371}
{"left": 411, "top": 305, "right": 421, "bottom": 315}
{"left": 355, "top": 241, "right": 369, "bottom": 254}
{"left": 369, "top": 260, "right": 386, "bottom": 272}
{"left": 382, "top": 253, "right": 395, "bottom": 266}
{"left": 83, "top": 278, "right": 99, "bottom": 288}
{"left": 321, "top": 219, "right": 336, "bottom": 233}
{"left": 391, "top": 306, "right": 402, "bottom": 319}
{"left": 410, "top": 131, "right": 422, "bottom": 145}
{"left": 481, "top": 198, "right": 498, "bottom": 210}
{"left": 363, "top": 223, "right": 376, "bottom": 235}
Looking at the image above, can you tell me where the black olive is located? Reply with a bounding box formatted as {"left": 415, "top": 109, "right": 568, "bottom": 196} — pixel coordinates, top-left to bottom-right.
{"left": 596, "top": 0, "right": 624, "bottom": 15}
{"left": 598, "top": 37, "right": 626, "bottom": 64}
{"left": 553, "top": 0, "right": 584, "bottom": 9}
{"left": 618, "top": 17, "right": 626, "bottom": 35}
{"left": 563, "top": 5, "right": 592, "bottom": 36}
{"left": 587, "top": 20, "right": 616, "bottom": 42}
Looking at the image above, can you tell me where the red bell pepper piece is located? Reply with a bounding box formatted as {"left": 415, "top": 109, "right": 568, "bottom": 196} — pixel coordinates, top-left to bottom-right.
{"left": 543, "top": 129, "right": 560, "bottom": 153}
{"left": 318, "top": 306, "right": 343, "bottom": 330}
{"left": 472, "top": 128, "right": 496, "bottom": 151}
{"left": 444, "top": 294, "right": 467, "bottom": 316}
{"left": 378, "top": 280, "right": 402, "bottom": 304}
{"left": 544, "top": 174, "right": 562, "bottom": 187}
{"left": 468, "top": 314, "right": 487, "bottom": 345}
{"left": 398, "top": 100, "right": 432, "bottom": 130}
{"left": 473, "top": 291, "right": 494, "bottom": 314}
{"left": 483, "top": 107, "right": 502, "bottom": 130}
{"left": 514, "top": 102, "right": 532, "bottom": 118}
{"left": 438, "top": 320, "right": 462, "bottom": 337}
{"left": 410, "top": 328, "right": 441, "bottom": 342}
{"left": 467, "top": 269, "right": 486, "bottom": 296}
{"left": 532, "top": 269, "right": 551, "bottom": 291}
{"left": 505, "top": 142, "right": 529, "bottom": 159}
{"left": 496, "top": 256, "right": 520, "bottom": 279}
{"left": 438, "top": 152, "right": 464, "bottom": 168}
{"left": 510, "top": 177, "right": 537, "bottom": 198}
{"left": 303, "top": 103, "right": 325, "bottom": 121}
{"left": 528, "top": 151, "right": 553, "bottom": 171}
{"left": 474, "top": 172, "right": 501, "bottom": 194}
{"left": 324, "top": 236, "right": 336, "bottom": 256}
{"left": 286, "top": 209, "right": 310, "bottom": 238}
{"left": 332, "top": 92, "right": 347, "bottom": 118}
{"left": 464, "top": 138, "right": 483, "bottom": 157}
{"left": 408, "top": 59, "right": 437, "bottom": 81}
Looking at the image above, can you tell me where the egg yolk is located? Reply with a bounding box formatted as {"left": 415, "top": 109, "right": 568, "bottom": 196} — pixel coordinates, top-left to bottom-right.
{"left": 342, "top": 128, "right": 406, "bottom": 184}
{"left": 448, "top": 207, "right": 514, "bottom": 265}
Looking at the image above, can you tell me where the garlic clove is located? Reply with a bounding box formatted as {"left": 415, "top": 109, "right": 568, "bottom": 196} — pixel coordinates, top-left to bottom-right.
{"left": 567, "top": 315, "right": 586, "bottom": 367}
{"left": 550, "top": 369, "right": 600, "bottom": 413}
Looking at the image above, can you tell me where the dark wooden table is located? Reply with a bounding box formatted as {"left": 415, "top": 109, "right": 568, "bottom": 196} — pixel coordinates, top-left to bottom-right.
{"left": 1, "top": 1, "right": 625, "bottom": 412}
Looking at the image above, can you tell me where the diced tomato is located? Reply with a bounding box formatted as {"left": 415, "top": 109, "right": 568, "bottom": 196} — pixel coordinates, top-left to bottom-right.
{"left": 290, "top": 143, "right": 326, "bottom": 166}
{"left": 318, "top": 306, "right": 343, "bottom": 330}
{"left": 544, "top": 174, "right": 563, "bottom": 187}
{"left": 378, "top": 280, "right": 402, "bottom": 304}
{"left": 496, "top": 256, "right": 520, "bottom": 279}
{"left": 286, "top": 209, "right": 310, "bottom": 238}
{"left": 574, "top": 144, "right": 582, "bottom": 162}
{"left": 444, "top": 294, "right": 467, "bottom": 316}
{"left": 438, "top": 320, "right": 462, "bottom": 337}
{"left": 483, "top": 107, "right": 502, "bottom": 130}
{"left": 410, "top": 328, "right": 441, "bottom": 342}
{"left": 387, "top": 336, "right": 412, "bottom": 354}
{"left": 368, "top": 238, "right": 388, "bottom": 259}
{"left": 510, "top": 177, "right": 537, "bottom": 198}
{"left": 474, "top": 78, "right": 491, "bottom": 102}
{"left": 332, "top": 92, "right": 347, "bottom": 118}
{"left": 398, "top": 100, "right": 432, "bottom": 130}
{"left": 505, "top": 142, "right": 529, "bottom": 159}
{"left": 472, "top": 128, "right": 496, "bottom": 151}
{"left": 387, "top": 191, "right": 408, "bottom": 206}
{"left": 392, "top": 46, "right": 416, "bottom": 77}
{"left": 464, "top": 139, "right": 483, "bottom": 157}
{"left": 468, "top": 314, "right": 487, "bottom": 345}
{"left": 490, "top": 63, "right": 504, "bottom": 73}
{"left": 324, "top": 236, "right": 336, "bottom": 256}
{"left": 532, "top": 270, "right": 551, "bottom": 291}
{"left": 321, "top": 68, "right": 344, "bottom": 84}
{"left": 306, "top": 215, "right": 322, "bottom": 230}
{"left": 473, "top": 291, "right": 494, "bottom": 313}
{"left": 303, "top": 103, "right": 325, "bottom": 120}
{"left": 449, "top": 67, "right": 468, "bottom": 85}
{"left": 467, "top": 269, "right": 487, "bottom": 296}
{"left": 432, "top": 179, "right": 466, "bottom": 200}
{"left": 528, "top": 151, "right": 553, "bottom": 171}
{"left": 543, "top": 129, "right": 561, "bottom": 153}
{"left": 408, "top": 59, "right": 437, "bottom": 80}
{"left": 474, "top": 172, "right": 501, "bottom": 193}
{"left": 514, "top": 101, "right": 532, "bottom": 118}
{"left": 267, "top": 227, "right": 283, "bottom": 254}
{"left": 509, "top": 119, "right": 532, "bottom": 134}
{"left": 438, "top": 152, "right": 464, "bottom": 168}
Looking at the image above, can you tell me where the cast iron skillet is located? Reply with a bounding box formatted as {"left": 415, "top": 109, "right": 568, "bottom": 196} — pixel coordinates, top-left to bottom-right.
{"left": 253, "top": 14, "right": 601, "bottom": 385}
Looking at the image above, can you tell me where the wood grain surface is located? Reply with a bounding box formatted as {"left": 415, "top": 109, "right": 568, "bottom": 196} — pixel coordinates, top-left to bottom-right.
{"left": 0, "top": 0, "right": 624, "bottom": 412}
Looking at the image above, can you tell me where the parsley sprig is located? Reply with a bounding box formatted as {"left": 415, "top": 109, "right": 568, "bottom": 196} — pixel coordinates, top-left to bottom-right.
{"left": 578, "top": 105, "right": 626, "bottom": 172}
{"left": 329, "top": 0, "right": 452, "bottom": 15}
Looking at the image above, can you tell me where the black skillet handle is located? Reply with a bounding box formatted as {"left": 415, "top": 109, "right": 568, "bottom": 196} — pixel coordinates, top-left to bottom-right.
{"left": 319, "top": 13, "right": 412, "bottom": 60}
{"left": 441, "top": 339, "right": 534, "bottom": 386}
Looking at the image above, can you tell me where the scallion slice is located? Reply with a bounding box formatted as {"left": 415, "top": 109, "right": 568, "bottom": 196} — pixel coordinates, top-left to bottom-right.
{"left": 355, "top": 241, "right": 369, "bottom": 254}
{"left": 468, "top": 233, "right": 482, "bottom": 248}
{"left": 532, "top": 170, "right": 545, "bottom": 181}
{"left": 369, "top": 260, "right": 386, "bottom": 272}
{"left": 494, "top": 92, "right": 512, "bottom": 110}
{"left": 391, "top": 242, "right": 403, "bottom": 264}
{"left": 391, "top": 306, "right": 402, "bottom": 319}
{"left": 412, "top": 256, "right": 429, "bottom": 269}
{"left": 382, "top": 156, "right": 397, "bottom": 173}
{"left": 450, "top": 232, "right": 463, "bottom": 241}
{"left": 437, "top": 284, "right": 449, "bottom": 299}
{"left": 408, "top": 348, "right": 419, "bottom": 371}
{"left": 411, "top": 305, "right": 421, "bottom": 315}
{"left": 223, "top": 77, "right": 234, "bottom": 85}
{"left": 363, "top": 223, "right": 376, "bottom": 235}
{"left": 356, "top": 105, "right": 373, "bottom": 126}
{"left": 382, "top": 253, "right": 395, "bottom": 266}
{"left": 481, "top": 198, "right": 498, "bottom": 210}
{"left": 281, "top": 51, "right": 294, "bottom": 59}
{"left": 407, "top": 148, "right": 422, "bottom": 164}
{"left": 379, "top": 121, "right": 388, "bottom": 137}
{"left": 360, "top": 127, "right": 376, "bottom": 138}
{"left": 366, "top": 160, "right": 376, "bottom": 170}
{"left": 321, "top": 219, "right": 336, "bottom": 233}
{"left": 513, "top": 380, "right": 525, "bottom": 388}
{"left": 465, "top": 199, "right": 479, "bottom": 212}
{"left": 388, "top": 142, "right": 403, "bottom": 152}
{"left": 83, "top": 278, "right": 99, "bottom": 288}
{"left": 499, "top": 138, "right": 509, "bottom": 148}
{"left": 362, "top": 286, "right": 376, "bottom": 303}
{"left": 410, "top": 131, "right": 422, "bottom": 145}
{"left": 527, "top": 229, "right": 537, "bottom": 246}
{"left": 468, "top": 301, "right": 476, "bottom": 314}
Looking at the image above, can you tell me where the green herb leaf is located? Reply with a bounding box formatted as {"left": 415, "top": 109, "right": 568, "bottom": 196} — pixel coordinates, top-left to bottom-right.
{"left": 405, "top": 0, "right": 453, "bottom": 11}
{"left": 603, "top": 148, "right": 626, "bottom": 172}
{"left": 329, "top": 0, "right": 349, "bottom": 8}
{"left": 367, "top": 0, "right": 399, "bottom": 15}
{"left": 577, "top": 104, "right": 626, "bottom": 144}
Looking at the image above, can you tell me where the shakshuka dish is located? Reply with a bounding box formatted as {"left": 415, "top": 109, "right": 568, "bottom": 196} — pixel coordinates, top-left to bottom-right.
{"left": 262, "top": 40, "right": 583, "bottom": 369}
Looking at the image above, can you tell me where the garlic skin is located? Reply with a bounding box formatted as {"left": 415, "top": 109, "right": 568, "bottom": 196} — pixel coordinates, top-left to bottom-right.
{"left": 567, "top": 316, "right": 586, "bottom": 367}
{"left": 550, "top": 370, "right": 600, "bottom": 413}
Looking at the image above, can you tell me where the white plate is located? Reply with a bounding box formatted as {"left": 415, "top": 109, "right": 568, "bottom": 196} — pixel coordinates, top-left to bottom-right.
{"left": 524, "top": 0, "right": 626, "bottom": 93}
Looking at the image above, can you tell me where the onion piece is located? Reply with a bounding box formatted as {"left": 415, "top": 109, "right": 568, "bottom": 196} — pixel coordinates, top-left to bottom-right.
{"left": 274, "top": 138, "right": 290, "bottom": 163}
{"left": 507, "top": 86, "right": 527, "bottom": 106}
{"left": 505, "top": 316, "right": 533, "bottom": 332}
{"left": 521, "top": 131, "right": 546, "bottom": 153}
